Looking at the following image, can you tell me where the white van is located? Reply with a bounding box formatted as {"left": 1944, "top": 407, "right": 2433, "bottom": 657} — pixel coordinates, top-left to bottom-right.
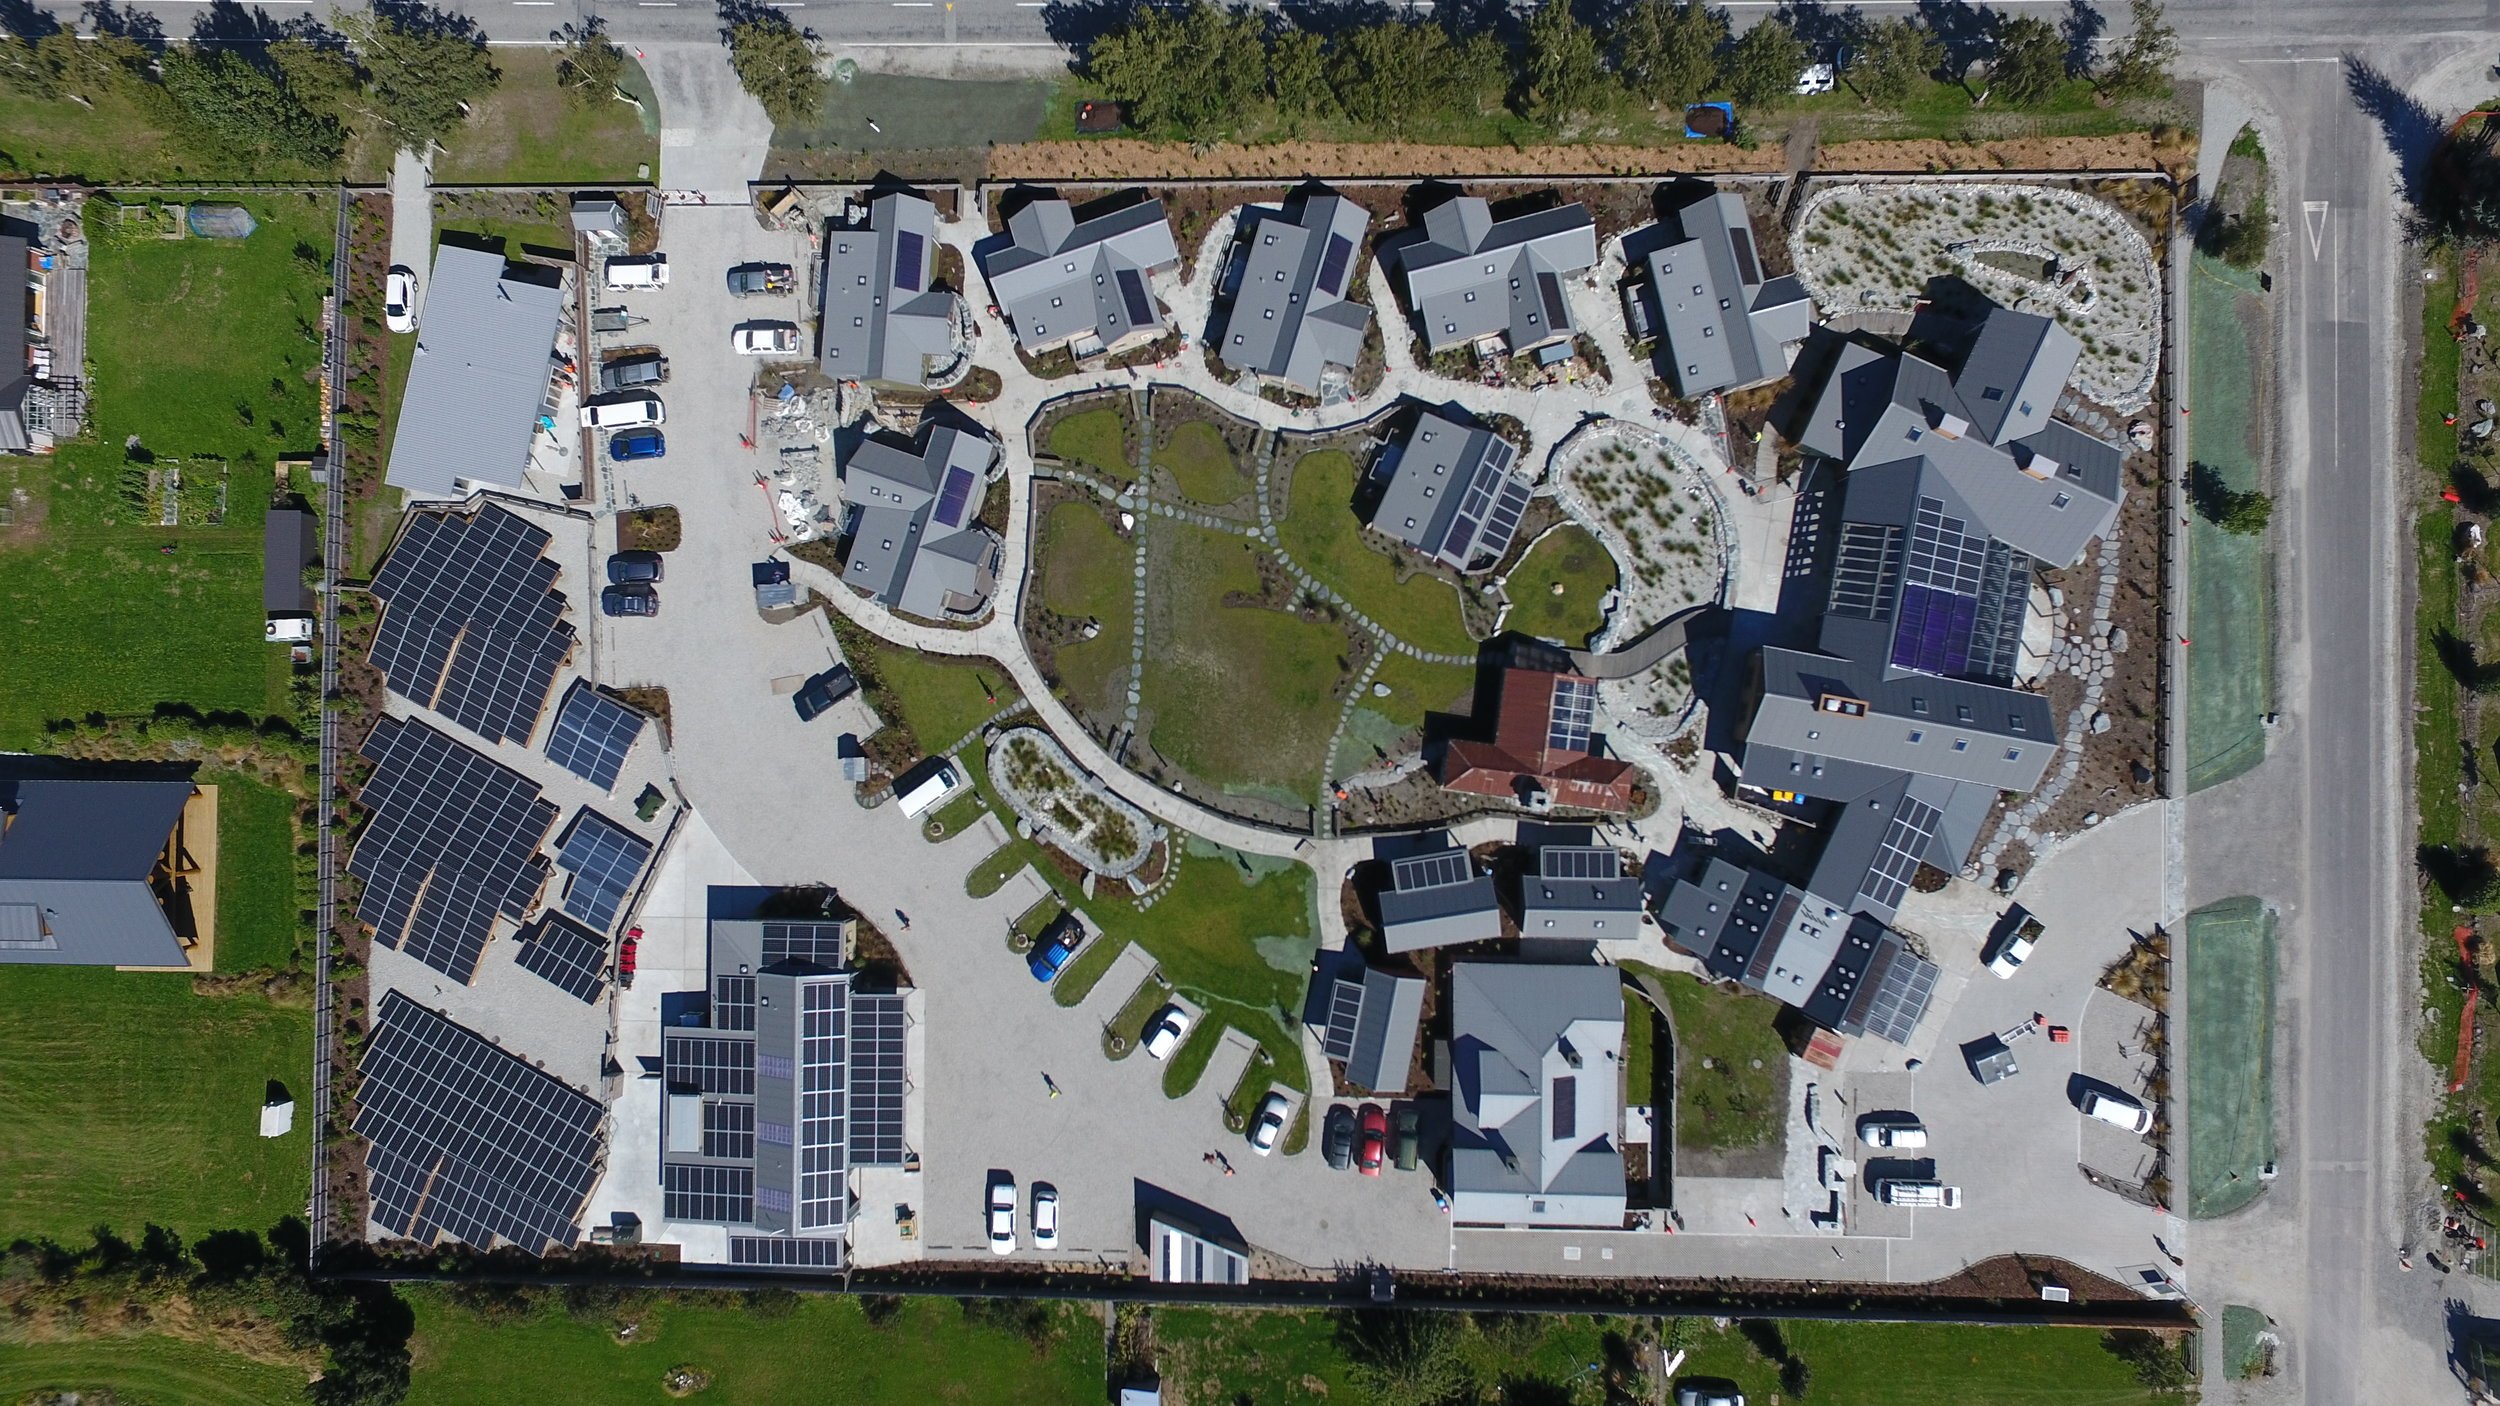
{"left": 580, "top": 394, "right": 664, "bottom": 429}
{"left": 605, "top": 254, "right": 669, "bottom": 290}
{"left": 1856, "top": 1116, "right": 1929, "bottom": 1150}
{"left": 895, "top": 761, "right": 962, "bottom": 819}
{"left": 1877, "top": 1180, "right": 1963, "bottom": 1209}
{"left": 2081, "top": 1090, "right": 2155, "bottom": 1134}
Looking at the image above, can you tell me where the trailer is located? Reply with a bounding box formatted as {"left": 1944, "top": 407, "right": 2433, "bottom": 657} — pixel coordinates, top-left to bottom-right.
{"left": 591, "top": 307, "right": 647, "bottom": 334}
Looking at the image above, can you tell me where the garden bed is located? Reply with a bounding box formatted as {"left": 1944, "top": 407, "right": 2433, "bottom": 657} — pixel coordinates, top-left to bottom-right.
{"left": 986, "top": 726, "right": 1166, "bottom": 879}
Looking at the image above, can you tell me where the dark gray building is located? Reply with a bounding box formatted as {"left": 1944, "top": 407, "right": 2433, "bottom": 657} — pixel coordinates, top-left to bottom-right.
{"left": 1377, "top": 842, "right": 1502, "bottom": 953}
{"left": 1658, "top": 854, "right": 1939, "bottom": 1045}
{"left": 820, "top": 191, "right": 966, "bottom": 389}
{"left": 657, "top": 910, "right": 912, "bottom": 1269}
{"left": 1315, "top": 958, "right": 1425, "bottom": 1094}
{"left": 1517, "top": 844, "right": 1645, "bottom": 942}
{"left": 1397, "top": 197, "right": 1596, "bottom": 355}
{"left": 980, "top": 197, "right": 1180, "bottom": 357}
{"left": 1371, "top": 406, "right": 1530, "bottom": 572}
{"left": 1447, "top": 960, "right": 1625, "bottom": 1228}
{"left": 1215, "top": 189, "right": 1372, "bottom": 399}
{"left": 837, "top": 418, "right": 1003, "bottom": 620}
{"left": 0, "top": 774, "right": 200, "bottom": 968}
{"left": 263, "top": 507, "right": 318, "bottom": 616}
{"left": 384, "top": 243, "right": 567, "bottom": 498}
{"left": 1640, "top": 189, "right": 1813, "bottom": 396}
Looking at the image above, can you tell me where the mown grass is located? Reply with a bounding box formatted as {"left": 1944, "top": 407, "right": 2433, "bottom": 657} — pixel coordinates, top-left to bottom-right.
{"left": 1639, "top": 965, "right": 1788, "bottom": 1153}
{"left": 1143, "top": 523, "right": 1346, "bottom": 796}
{"left": 1502, "top": 524, "right": 1618, "bottom": 646}
{"left": 2184, "top": 897, "right": 2276, "bottom": 1218}
{"left": 1033, "top": 498, "right": 1134, "bottom": 721}
{"left": 830, "top": 615, "right": 1017, "bottom": 756}
{"left": 210, "top": 773, "right": 302, "bottom": 974}
{"left": 0, "top": 85, "right": 387, "bottom": 183}
{"left": 1046, "top": 405, "right": 1135, "bottom": 481}
{"left": 0, "top": 1334, "right": 308, "bottom": 1406}
{"left": 1278, "top": 449, "right": 1476, "bottom": 657}
{"left": 431, "top": 50, "right": 657, "bottom": 185}
{"left": 1155, "top": 419, "right": 1250, "bottom": 506}
{"left": 1159, "top": 1014, "right": 1226, "bottom": 1095}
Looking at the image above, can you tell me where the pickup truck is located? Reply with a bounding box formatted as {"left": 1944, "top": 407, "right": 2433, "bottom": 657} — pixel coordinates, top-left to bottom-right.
{"left": 732, "top": 322, "right": 801, "bottom": 356}
{"left": 726, "top": 262, "right": 795, "bottom": 296}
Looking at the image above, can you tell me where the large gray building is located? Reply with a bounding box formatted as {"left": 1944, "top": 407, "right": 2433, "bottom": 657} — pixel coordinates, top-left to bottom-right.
{"left": 979, "top": 196, "right": 1180, "bottom": 358}
{"left": 657, "top": 910, "right": 912, "bottom": 1270}
{"left": 1376, "top": 841, "right": 1503, "bottom": 954}
{"left": 1639, "top": 189, "right": 1814, "bottom": 396}
{"left": 1397, "top": 197, "right": 1596, "bottom": 356}
{"left": 1214, "top": 188, "right": 1373, "bottom": 399}
{"left": 384, "top": 243, "right": 567, "bottom": 499}
{"left": 1517, "top": 843, "right": 1646, "bottom": 943}
{"left": 1370, "top": 406, "right": 1530, "bottom": 572}
{"left": 1658, "top": 854, "right": 1940, "bottom": 1044}
{"left": 0, "top": 773, "right": 201, "bottom": 968}
{"left": 819, "top": 191, "right": 966, "bottom": 389}
{"left": 1447, "top": 960, "right": 1626, "bottom": 1228}
{"left": 837, "top": 418, "right": 1004, "bottom": 621}
{"left": 1314, "top": 956, "right": 1426, "bottom": 1094}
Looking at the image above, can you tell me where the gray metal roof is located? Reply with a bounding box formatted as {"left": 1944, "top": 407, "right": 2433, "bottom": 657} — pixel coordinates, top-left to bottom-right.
{"left": 1344, "top": 966, "right": 1425, "bottom": 1094}
{"left": 1745, "top": 646, "right": 2056, "bottom": 795}
{"left": 1657, "top": 853, "right": 1935, "bottom": 1044}
{"left": 1399, "top": 198, "right": 1596, "bottom": 354}
{"left": 1447, "top": 960, "right": 1625, "bottom": 1228}
{"left": 1217, "top": 190, "right": 1373, "bottom": 394}
{"left": 569, "top": 196, "right": 626, "bottom": 237}
{"left": 819, "top": 191, "right": 963, "bottom": 388}
{"left": 263, "top": 507, "right": 318, "bottom": 614}
{"left": 1803, "top": 770, "right": 1994, "bottom": 922}
{"left": 1378, "top": 843, "right": 1502, "bottom": 952}
{"left": 1518, "top": 845, "right": 1644, "bottom": 941}
{"left": 1644, "top": 191, "right": 1814, "bottom": 396}
{"left": 385, "top": 243, "right": 566, "bottom": 498}
{"left": 839, "top": 421, "right": 1002, "bottom": 619}
{"left": 1954, "top": 307, "right": 2078, "bottom": 446}
{"left": 1371, "top": 406, "right": 1527, "bottom": 571}
{"left": 981, "top": 198, "right": 1180, "bottom": 353}
{"left": 0, "top": 776, "right": 193, "bottom": 967}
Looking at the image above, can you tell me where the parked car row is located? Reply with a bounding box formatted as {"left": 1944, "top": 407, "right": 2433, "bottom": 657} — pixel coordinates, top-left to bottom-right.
{"left": 986, "top": 1175, "right": 1059, "bottom": 1255}
{"left": 601, "top": 551, "right": 663, "bottom": 618}
{"left": 1319, "top": 1102, "right": 1419, "bottom": 1175}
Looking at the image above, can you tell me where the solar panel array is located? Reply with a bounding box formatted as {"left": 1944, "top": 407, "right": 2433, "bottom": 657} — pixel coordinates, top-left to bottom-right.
{"left": 1320, "top": 976, "right": 1365, "bottom": 1062}
{"left": 353, "top": 716, "right": 559, "bottom": 983}
{"left": 666, "top": 1034, "right": 756, "bottom": 1095}
{"left": 1545, "top": 677, "right": 1597, "bottom": 754}
{"left": 1854, "top": 942, "right": 1940, "bottom": 1045}
{"left": 849, "top": 992, "right": 909, "bottom": 1167}
{"left": 795, "top": 979, "right": 849, "bottom": 1231}
{"left": 703, "top": 1100, "right": 757, "bottom": 1159}
{"left": 1857, "top": 795, "right": 1944, "bottom": 915}
{"left": 543, "top": 682, "right": 645, "bottom": 791}
{"left": 1536, "top": 270, "right": 1569, "bottom": 329}
{"left": 1392, "top": 848, "right": 1472, "bottom": 892}
{"left": 933, "top": 465, "right": 976, "bottom": 529}
{"left": 893, "top": 230, "right": 925, "bottom": 292}
{"left": 1316, "top": 233, "right": 1354, "bottom": 296}
{"left": 1541, "top": 845, "right": 1621, "bottom": 881}
{"left": 713, "top": 974, "right": 757, "bottom": 1031}
{"left": 1965, "top": 542, "right": 2032, "bottom": 683}
{"left": 369, "top": 505, "right": 575, "bottom": 745}
{"left": 663, "top": 1163, "right": 753, "bottom": 1223}
{"left": 554, "top": 809, "right": 652, "bottom": 933}
{"left": 762, "top": 922, "right": 848, "bottom": 966}
{"left": 356, "top": 993, "right": 603, "bottom": 1251}
{"left": 730, "top": 1235, "right": 844, "bottom": 1269}
{"left": 513, "top": 911, "right": 609, "bottom": 1003}
{"left": 1115, "top": 267, "right": 1154, "bottom": 326}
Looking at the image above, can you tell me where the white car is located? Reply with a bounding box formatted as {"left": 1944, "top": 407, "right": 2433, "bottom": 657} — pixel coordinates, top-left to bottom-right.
{"left": 1856, "top": 1115, "right": 1929, "bottom": 1150}
{"left": 986, "top": 1179, "right": 1017, "bottom": 1254}
{"left": 1141, "top": 1005, "right": 1193, "bottom": 1061}
{"left": 2081, "top": 1090, "right": 2155, "bottom": 1134}
{"left": 733, "top": 322, "right": 801, "bottom": 355}
{"left": 1987, "top": 911, "right": 2042, "bottom": 978}
{"left": 580, "top": 394, "right": 664, "bottom": 429}
{"left": 1248, "top": 1091, "right": 1290, "bottom": 1156}
{"left": 1793, "top": 62, "right": 1836, "bottom": 96}
{"left": 384, "top": 265, "right": 416, "bottom": 333}
{"left": 1031, "top": 1184, "right": 1059, "bottom": 1250}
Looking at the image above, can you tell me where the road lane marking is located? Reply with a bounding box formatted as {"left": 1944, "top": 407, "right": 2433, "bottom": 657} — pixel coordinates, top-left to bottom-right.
{"left": 2304, "top": 200, "right": 2330, "bottom": 260}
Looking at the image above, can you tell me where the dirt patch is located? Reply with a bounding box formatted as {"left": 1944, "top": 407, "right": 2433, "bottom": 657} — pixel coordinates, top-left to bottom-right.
{"left": 1815, "top": 132, "right": 2164, "bottom": 174}
{"left": 616, "top": 505, "right": 682, "bottom": 553}
{"left": 991, "top": 140, "right": 1782, "bottom": 183}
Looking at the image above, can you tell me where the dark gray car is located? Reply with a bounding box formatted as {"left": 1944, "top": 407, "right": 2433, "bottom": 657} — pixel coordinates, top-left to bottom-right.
{"left": 1322, "top": 1104, "right": 1356, "bottom": 1171}
{"left": 598, "top": 354, "right": 668, "bottom": 392}
{"left": 726, "top": 262, "right": 794, "bottom": 296}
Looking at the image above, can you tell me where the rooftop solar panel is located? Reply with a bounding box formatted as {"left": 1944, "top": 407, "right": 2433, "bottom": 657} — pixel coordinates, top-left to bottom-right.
{"left": 1545, "top": 677, "right": 1597, "bottom": 754}
{"left": 932, "top": 465, "right": 976, "bottom": 530}
{"left": 1905, "top": 497, "right": 1989, "bottom": 595}
{"left": 1728, "top": 224, "right": 1762, "bottom": 287}
{"left": 849, "top": 992, "right": 910, "bottom": 1167}
{"left": 893, "top": 230, "right": 925, "bottom": 292}
{"left": 1115, "top": 266, "right": 1154, "bottom": 327}
{"left": 730, "top": 1235, "right": 844, "bottom": 1269}
{"left": 713, "top": 974, "right": 757, "bottom": 1032}
{"left": 663, "top": 1162, "right": 753, "bottom": 1224}
{"left": 1856, "top": 795, "right": 1943, "bottom": 915}
{"left": 704, "top": 1100, "right": 757, "bottom": 1160}
{"left": 354, "top": 993, "right": 603, "bottom": 1251}
{"left": 554, "top": 809, "right": 653, "bottom": 934}
{"left": 369, "top": 504, "right": 575, "bottom": 745}
{"left": 1890, "top": 584, "right": 1980, "bottom": 676}
{"left": 513, "top": 911, "right": 609, "bottom": 1004}
{"left": 352, "top": 716, "right": 559, "bottom": 984}
{"left": 1540, "top": 845, "right": 1621, "bottom": 881}
{"left": 1315, "top": 233, "right": 1354, "bottom": 296}
{"left": 1853, "top": 942, "right": 1939, "bottom": 1044}
{"left": 1477, "top": 475, "right": 1531, "bottom": 563}
{"left": 1392, "top": 849, "right": 1473, "bottom": 892}
{"left": 543, "top": 682, "right": 645, "bottom": 791}
{"left": 762, "top": 922, "right": 847, "bottom": 967}
{"left": 1320, "top": 976, "right": 1365, "bottom": 1062}
{"left": 665, "top": 1034, "right": 756, "bottom": 1095}
{"left": 1828, "top": 522, "right": 1904, "bottom": 619}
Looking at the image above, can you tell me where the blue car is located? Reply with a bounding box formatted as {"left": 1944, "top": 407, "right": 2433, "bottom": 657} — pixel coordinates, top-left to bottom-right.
{"left": 1027, "top": 918, "right": 1082, "bottom": 982}
{"left": 609, "top": 429, "right": 665, "bottom": 462}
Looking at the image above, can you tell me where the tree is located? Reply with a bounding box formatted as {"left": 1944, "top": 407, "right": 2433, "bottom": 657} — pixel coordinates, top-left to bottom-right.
{"left": 725, "top": 14, "right": 822, "bottom": 126}
{"left": 2200, "top": 191, "right": 2270, "bottom": 268}
{"left": 1084, "top": 0, "right": 1264, "bottom": 139}
{"left": 1848, "top": 17, "right": 1940, "bottom": 106}
{"left": 556, "top": 19, "right": 625, "bottom": 108}
{"left": 1265, "top": 24, "right": 1332, "bottom": 129}
{"left": 1521, "top": 0, "right": 1607, "bottom": 125}
{"left": 342, "top": 6, "right": 499, "bottom": 153}
{"left": 2426, "top": 116, "right": 2500, "bottom": 247}
{"left": 2189, "top": 462, "right": 2273, "bottom": 534}
{"left": 1614, "top": 0, "right": 1724, "bottom": 110}
{"left": 2099, "top": 0, "right": 2177, "bottom": 101}
{"left": 0, "top": 33, "right": 58, "bottom": 98}
{"left": 1983, "top": 15, "right": 2065, "bottom": 108}
{"left": 159, "top": 47, "right": 346, "bottom": 166}
{"left": 269, "top": 38, "right": 366, "bottom": 129}
{"left": 1340, "top": 1311, "right": 1476, "bottom": 1406}
{"left": 1328, "top": 20, "right": 1497, "bottom": 136}
{"left": 1722, "top": 15, "right": 1805, "bottom": 109}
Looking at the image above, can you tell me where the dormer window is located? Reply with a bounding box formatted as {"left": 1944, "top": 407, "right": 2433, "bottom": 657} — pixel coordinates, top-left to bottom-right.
{"left": 1816, "top": 694, "right": 1868, "bottom": 717}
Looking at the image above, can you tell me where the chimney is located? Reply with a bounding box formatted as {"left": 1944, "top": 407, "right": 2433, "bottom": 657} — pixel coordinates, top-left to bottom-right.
{"left": 1559, "top": 1036, "right": 1583, "bottom": 1070}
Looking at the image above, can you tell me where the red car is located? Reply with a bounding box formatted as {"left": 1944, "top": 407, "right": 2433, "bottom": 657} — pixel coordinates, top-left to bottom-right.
{"left": 1356, "top": 1103, "right": 1388, "bottom": 1177}
{"left": 618, "top": 928, "right": 640, "bottom": 987}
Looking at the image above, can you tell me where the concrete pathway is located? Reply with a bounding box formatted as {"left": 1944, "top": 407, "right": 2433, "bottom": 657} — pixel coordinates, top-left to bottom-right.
{"left": 643, "top": 42, "right": 776, "bottom": 198}
{"left": 387, "top": 147, "right": 431, "bottom": 308}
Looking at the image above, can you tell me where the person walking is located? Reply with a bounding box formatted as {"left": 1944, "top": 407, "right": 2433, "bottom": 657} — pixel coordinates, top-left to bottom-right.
{"left": 1041, "top": 1072, "right": 1060, "bottom": 1099}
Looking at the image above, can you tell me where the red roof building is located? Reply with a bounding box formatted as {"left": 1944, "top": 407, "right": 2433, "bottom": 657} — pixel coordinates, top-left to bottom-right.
{"left": 1437, "top": 669, "right": 1638, "bottom": 814}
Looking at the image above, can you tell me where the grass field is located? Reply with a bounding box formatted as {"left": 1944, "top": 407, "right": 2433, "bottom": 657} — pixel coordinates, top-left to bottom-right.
{"left": 2186, "top": 896, "right": 2277, "bottom": 1219}
{"left": 2185, "top": 254, "right": 2275, "bottom": 791}
{"left": 0, "top": 1335, "right": 309, "bottom": 1406}
{"left": 1046, "top": 405, "right": 1136, "bottom": 481}
{"left": 404, "top": 1290, "right": 1106, "bottom": 1405}
{"left": 432, "top": 50, "right": 657, "bottom": 184}
{"left": 1645, "top": 967, "right": 1788, "bottom": 1153}
{"left": 1142, "top": 523, "right": 1344, "bottom": 797}
{"left": 832, "top": 617, "right": 1017, "bottom": 755}
{"left": 773, "top": 70, "right": 1054, "bottom": 154}
{"left": 1034, "top": 499, "right": 1135, "bottom": 720}
{"left": 0, "top": 968, "right": 309, "bottom": 1244}
{"left": 1277, "top": 450, "right": 1475, "bottom": 656}
{"left": 1159, "top": 1018, "right": 1227, "bottom": 1096}
{"left": 0, "top": 86, "right": 385, "bottom": 184}
{"left": 1155, "top": 419, "right": 1250, "bottom": 505}
{"left": 1503, "top": 525, "right": 1618, "bottom": 646}
{"left": 210, "top": 774, "right": 302, "bottom": 973}
{"left": 1685, "top": 1317, "right": 2177, "bottom": 1404}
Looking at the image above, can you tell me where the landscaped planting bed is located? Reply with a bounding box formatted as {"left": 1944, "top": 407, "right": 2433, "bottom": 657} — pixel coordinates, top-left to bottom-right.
{"left": 987, "top": 726, "right": 1165, "bottom": 877}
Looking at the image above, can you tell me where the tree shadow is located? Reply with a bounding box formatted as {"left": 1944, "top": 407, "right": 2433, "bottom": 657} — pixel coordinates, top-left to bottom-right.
{"left": 0, "top": 0, "right": 61, "bottom": 40}
{"left": 371, "top": 0, "right": 488, "bottom": 39}
{"left": 2345, "top": 53, "right": 2444, "bottom": 207}
{"left": 2058, "top": 0, "right": 2104, "bottom": 77}
{"left": 1779, "top": 0, "right": 1857, "bottom": 57}
{"left": 187, "top": 0, "right": 293, "bottom": 52}
{"left": 1275, "top": 0, "right": 1397, "bottom": 42}
{"left": 1915, "top": 0, "right": 1995, "bottom": 80}
{"left": 2457, "top": 463, "right": 2500, "bottom": 515}
{"left": 1038, "top": 0, "right": 1135, "bottom": 56}
{"left": 2421, "top": 841, "right": 2497, "bottom": 904}
{"left": 82, "top": 0, "right": 164, "bottom": 47}
{"left": 2434, "top": 627, "right": 2500, "bottom": 693}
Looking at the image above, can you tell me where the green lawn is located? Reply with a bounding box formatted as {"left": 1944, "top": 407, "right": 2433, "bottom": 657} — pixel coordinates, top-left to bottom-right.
{"left": 772, "top": 70, "right": 1055, "bottom": 154}
{"left": 1773, "top": 75, "right": 2178, "bottom": 146}
{"left": 1160, "top": 1018, "right": 1227, "bottom": 1096}
{"left": 2184, "top": 253, "right": 2276, "bottom": 791}
{"left": 0, "top": 195, "right": 329, "bottom": 747}
{"left": 1338, "top": 651, "right": 1478, "bottom": 774}
{"left": 1155, "top": 419, "right": 1251, "bottom": 506}
{"left": 211, "top": 773, "right": 302, "bottom": 974}
{"left": 0, "top": 85, "right": 384, "bottom": 183}
{"left": 831, "top": 617, "right": 1017, "bottom": 755}
{"left": 0, "top": 1335, "right": 310, "bottom": 1406}
{"left": 1277, "top": 450, "right": 1475, "bottom": 656}
{"left": 1643, "top": 967, "right": 1789, "bottom": 1153}
{"left": 1143, "top": 523, "right": 1346, "bottom": 798}
{"left": 0, "top": 968, "right": 309, "bottom": 1244}
{"left": 1046, "top": 405, "right": 1136, "bottom": 481}
{"left": 1503, "top": 525, "right": 1618, "bottom": 646}
{"left": 405, "top": 1290, "right": 1106, "bottom": 1406}
{"left": 1034, "top": 499, "right": 1135, "bottom": 721}
{"left": 2186, "top": 896, "right": 2277, "bottom": 1219}
{"left": 1681, "top": 1317, "right": 2178, "bottom": 1405}
{"left": 432, "top": 50, "right": 657, "bottom": 184}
